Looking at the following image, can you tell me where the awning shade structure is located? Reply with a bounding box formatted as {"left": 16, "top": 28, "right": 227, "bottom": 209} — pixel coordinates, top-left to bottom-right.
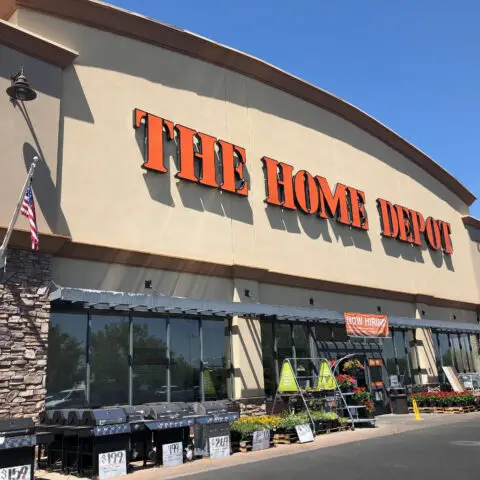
{"left": 50, "top": 286, "right": 480, "bottom": 333}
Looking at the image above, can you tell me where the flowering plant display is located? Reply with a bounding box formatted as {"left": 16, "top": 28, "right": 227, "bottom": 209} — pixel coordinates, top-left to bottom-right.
{"left": 231, "top": 415, "right": 280, "bottom": 440}
{"left": 335, "top": 374, "right": 355, "bottom": 388}
{"left": 364, "top": 400, "right": 375, "bottom": 414}
{"left": 352, "top": 387, "right": 371, "bottom": 403}
{"left": 343, "top": 359, "right": 364, "bottom": 372}
{"left": 408, "top": 391, "right": 477, "bottom": 407}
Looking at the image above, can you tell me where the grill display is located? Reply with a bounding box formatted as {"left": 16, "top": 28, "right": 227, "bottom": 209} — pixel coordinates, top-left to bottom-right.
{"left": 37, "top": 408, "right": 131, "bottom": 477}
{"left": 82, "top": 408, "right": 126, "bottom": 427}
{"left": 192, "top": 401, "right": 239, "bottom": 458}
{"left": 0, "top": 418, "right": 50, "bottom": 480}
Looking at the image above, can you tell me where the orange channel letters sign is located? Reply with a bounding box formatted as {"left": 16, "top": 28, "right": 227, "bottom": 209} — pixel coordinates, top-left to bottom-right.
{"left": 134, "top": 108, "right": 453, "bottom": 255}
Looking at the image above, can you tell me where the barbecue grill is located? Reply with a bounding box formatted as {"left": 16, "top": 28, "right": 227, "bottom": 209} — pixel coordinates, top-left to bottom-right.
{"left": 191, "top": 401, "right": 239, "bottom": 458}
{"left": 119, "top": 405, "right": 153, "bottom": 467}
{"left": 37, "top": 408, "right": 131, "bottom": 478}
{"left": 0, "top": 417, "right": 52, "bottom": 480}
{"left": 143, "top": 403, "right": 195, "bottom": 466}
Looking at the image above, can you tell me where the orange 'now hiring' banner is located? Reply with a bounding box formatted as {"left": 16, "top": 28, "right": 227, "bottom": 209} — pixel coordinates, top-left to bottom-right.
{"left": 344, "top": 312, "right": 389, "bottom": 337}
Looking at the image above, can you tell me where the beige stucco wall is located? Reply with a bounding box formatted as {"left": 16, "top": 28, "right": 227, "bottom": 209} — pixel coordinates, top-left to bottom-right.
{"left": 9, "top": 9, "right": 479, "bottom": 306}
{"left": 0, "top": 42, "right": 65, "bottom": 235}
{"left": 466, "top": 226, "right": 480, "bottom": 304}
{"left": 52, "top": 257, "right": 234, "bottom": 301}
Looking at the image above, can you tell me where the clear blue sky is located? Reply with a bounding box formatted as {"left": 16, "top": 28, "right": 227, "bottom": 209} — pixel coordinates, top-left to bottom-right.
{"left": 110, "top": 0, "right": 479, "bottom": 217}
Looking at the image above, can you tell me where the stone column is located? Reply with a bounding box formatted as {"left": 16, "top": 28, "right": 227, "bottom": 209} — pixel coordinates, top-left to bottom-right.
{"left": 0, "top": 248, "right": 52, "bottom": 420}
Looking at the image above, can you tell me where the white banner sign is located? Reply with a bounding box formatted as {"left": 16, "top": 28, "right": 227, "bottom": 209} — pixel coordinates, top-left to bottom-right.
{"left": 295, "top": 424, "right": 314, "bottom": 443}
{"left": 162, "top": 442, "right": 183, "bottom": 467}
{"left": 209, "top": 435, "right": 230, "bottom": 459}
{"left": 0, "top": 465, "right": 31, "bottom": 480}
{"left": 252, "top": 430, "right": 270, "bottom": 451}
{"left": 98, "top": 450, "right": 127, "bottom": 480}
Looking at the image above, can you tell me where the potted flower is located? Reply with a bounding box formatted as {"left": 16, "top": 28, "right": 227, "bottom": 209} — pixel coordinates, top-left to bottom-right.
{"left": 277, "top": 412, "right": 309, "bottom": 434}
{"left": 335, "top": 374, "right": 355, "bottom": 392}
{"left": 352, "top": 387, "right": 370, "bottom": 405}
{"left": 323, "top": 411, "right": 339, "bottom": 430}
{"left": 343, "top": 359, "right": 364, "bottom": 376}
{"left": 362, "top": 400, "right": 375, "bottom": 418}
{"left": 310, "top": 410, "right": 327, "bottom": 433}
{"left": 230, "top": 415, "right": 280, "bottom": 442}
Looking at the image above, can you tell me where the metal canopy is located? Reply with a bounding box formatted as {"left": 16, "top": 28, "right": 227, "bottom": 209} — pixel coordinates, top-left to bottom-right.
{"left": 49, "top": 286, "right": 480, "bottom": 333}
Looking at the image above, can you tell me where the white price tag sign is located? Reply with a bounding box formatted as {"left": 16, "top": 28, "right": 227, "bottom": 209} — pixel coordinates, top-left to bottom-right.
{"left": 295, "top": 424, "right": 314, "bottom": 443}
{"left": 98, "top": 450, "right": 127, "bottom": 480}
{"left": 252, "top": 430, "right": 270, "bottom": 451}
{"left": 162, "top": 442, "right": 183, "bottom": 467}
{"left": 0, "top": 465, "right": 31, "bottom": 480}
{"left": 208, "top": 435, "right": 230, "bottom": 459}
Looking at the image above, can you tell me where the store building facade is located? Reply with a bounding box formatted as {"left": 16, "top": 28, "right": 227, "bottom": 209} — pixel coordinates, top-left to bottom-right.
{"left": 0, "top": 0, "right": 479, "bottom": 418}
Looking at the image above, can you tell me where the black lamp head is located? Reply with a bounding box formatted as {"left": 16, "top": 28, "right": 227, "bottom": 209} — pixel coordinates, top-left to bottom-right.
{"left": 6, "top": 67, "right": 37, "bottom": 102}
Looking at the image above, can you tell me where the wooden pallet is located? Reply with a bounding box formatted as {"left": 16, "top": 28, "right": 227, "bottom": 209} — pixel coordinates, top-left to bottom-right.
{"left": 408, "top": 405, "right": 477, "bottom": 414}
{"left": 273, "top": 433, "right": 299, "bottom": 445}
{"left": 315, "top": 425, "right": 351, "bottom": 435}
{"left": 231, "top": 440, "right": 275, "bottom": 453}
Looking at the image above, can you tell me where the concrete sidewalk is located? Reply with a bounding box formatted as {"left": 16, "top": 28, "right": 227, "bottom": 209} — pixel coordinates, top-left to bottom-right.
{"left": 36, "top": 412, "right": 480, "bottom": 480}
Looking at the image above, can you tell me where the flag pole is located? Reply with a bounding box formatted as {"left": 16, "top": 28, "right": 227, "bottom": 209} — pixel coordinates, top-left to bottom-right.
{"left": 0, "top": 156, "right": 39, "bottom": 270}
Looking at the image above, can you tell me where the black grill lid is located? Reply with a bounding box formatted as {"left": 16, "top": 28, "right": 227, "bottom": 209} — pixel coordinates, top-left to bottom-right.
{"left": 0, "top": 418, "right": 35, "bottom": 436}
{"left": 39, "top": 410, "right": 55, "bottom": 425}
{"left": 145, "top": 403, "right": 184, "bottom": 420}
{"left": 191, "top": 400, "right": 230, "bottom": 415}
{"left": 121, "top": 405, "right": 148, "bottom": 422}
{"left": 67, "top": 409, "right": 89, "bottom": 426}
{"left": 172, "top": 402, "right": 195, "bottom": 415}
{"left": 82, "top": 408, "right": 126, "bottom": 426}
{"left": 52, "top": 409, "right": 70, "bottom": 425}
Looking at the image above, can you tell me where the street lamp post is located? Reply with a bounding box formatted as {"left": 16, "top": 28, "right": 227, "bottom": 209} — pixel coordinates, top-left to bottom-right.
{"left": 0, "top": 67, "right": 38, "bottom": 271}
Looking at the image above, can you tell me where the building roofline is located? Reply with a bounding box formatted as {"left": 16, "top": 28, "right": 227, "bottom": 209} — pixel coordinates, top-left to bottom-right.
{"left": 4, "top": 0, "right": 477, "bottom": 205}
{"left": 463, "top": 215, "right": 480, "bottom": 230}
{"left": 0, "top": 19, "right": 77, "bottom": 68}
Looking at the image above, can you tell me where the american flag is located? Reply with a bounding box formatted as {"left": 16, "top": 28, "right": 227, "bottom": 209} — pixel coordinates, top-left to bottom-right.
{"left": 20, "top": 184, "right": 39, "bottom": 250}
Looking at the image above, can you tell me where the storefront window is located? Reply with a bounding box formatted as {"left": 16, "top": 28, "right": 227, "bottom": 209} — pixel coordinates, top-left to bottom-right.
{"left": 332, "top": 325, "right": 349, "bottom": 343}
{"left": 392, "top": 330, "right": 411, "bottom": 386}
{"left": 46, "top": 313, "right": 87, "bottom": 409}
{"left": 292, "top": 323, "right": 312, "bottom": 388}
{"left": 275, "top": 323, "right": 293, "bottom": 367}
{"left": 381, "top": 335, "right": 397, "bottom": 377}
{"left": 170, "top": 317, "right": 201, "bottom": 402}
{"left": 90, "top": 314, "right": 129, "bottom": 406}
{"left": 132, "top": 316, "right": 168, "bottom": 404}
{"left": 450, "top": 334, "right": 465, "bottom": 373}
{"left": 260, "top": 321, "right": 275, "bottom": 397}
{"left": 460, "top": 334, "right": 473, "bottom": 372}
{"left": 202, "top": 318, "right": 229, "bottom": 400}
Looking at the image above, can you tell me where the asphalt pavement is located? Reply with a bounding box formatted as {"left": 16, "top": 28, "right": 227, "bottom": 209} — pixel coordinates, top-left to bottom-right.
{"left": 175, "top": 416, "right": 480, "bottom": 480}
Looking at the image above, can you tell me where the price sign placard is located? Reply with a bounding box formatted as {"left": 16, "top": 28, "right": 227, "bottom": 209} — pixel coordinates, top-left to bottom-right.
{"left": 0, "top": 465, "right": 31, "bottom": 480}
{"left": 208, "top": 435, "right": 230, "bottom": 459}
{"left": 295, "top": 424, "right": 314, "bottom": 443}
{"left": 98, "top": 450, "right": 127, "bottom": 480}
{"left": 162, "top": 442, "right": 183, "bottom": 467}
{"left": 252, "top": 430, "right": 270, "bottom": 451}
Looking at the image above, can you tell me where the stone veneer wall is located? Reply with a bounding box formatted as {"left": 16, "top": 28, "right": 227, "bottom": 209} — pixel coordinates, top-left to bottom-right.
{"left": 0, "top": 248, "right": 52, "bottom": 419}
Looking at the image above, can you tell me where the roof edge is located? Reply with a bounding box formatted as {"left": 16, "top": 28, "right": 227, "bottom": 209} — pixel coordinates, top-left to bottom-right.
{"left": 463, "top": 215, "right": 480, "bottom": 230}
{"left": 0, "top": 19, "right": 77, "bottom": 68}
{"left": 4, "top": 0, "right": 477, "bottom": 205}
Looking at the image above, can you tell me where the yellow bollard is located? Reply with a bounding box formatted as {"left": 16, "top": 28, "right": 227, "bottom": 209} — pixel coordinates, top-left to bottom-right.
{"left": 412, "top": 398, "right": 423, "bottom": 421}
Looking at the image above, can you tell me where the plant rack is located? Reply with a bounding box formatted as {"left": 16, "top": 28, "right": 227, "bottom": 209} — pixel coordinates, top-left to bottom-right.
{"left": 269, "top": 357, "right": 357, "bottom": 432}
